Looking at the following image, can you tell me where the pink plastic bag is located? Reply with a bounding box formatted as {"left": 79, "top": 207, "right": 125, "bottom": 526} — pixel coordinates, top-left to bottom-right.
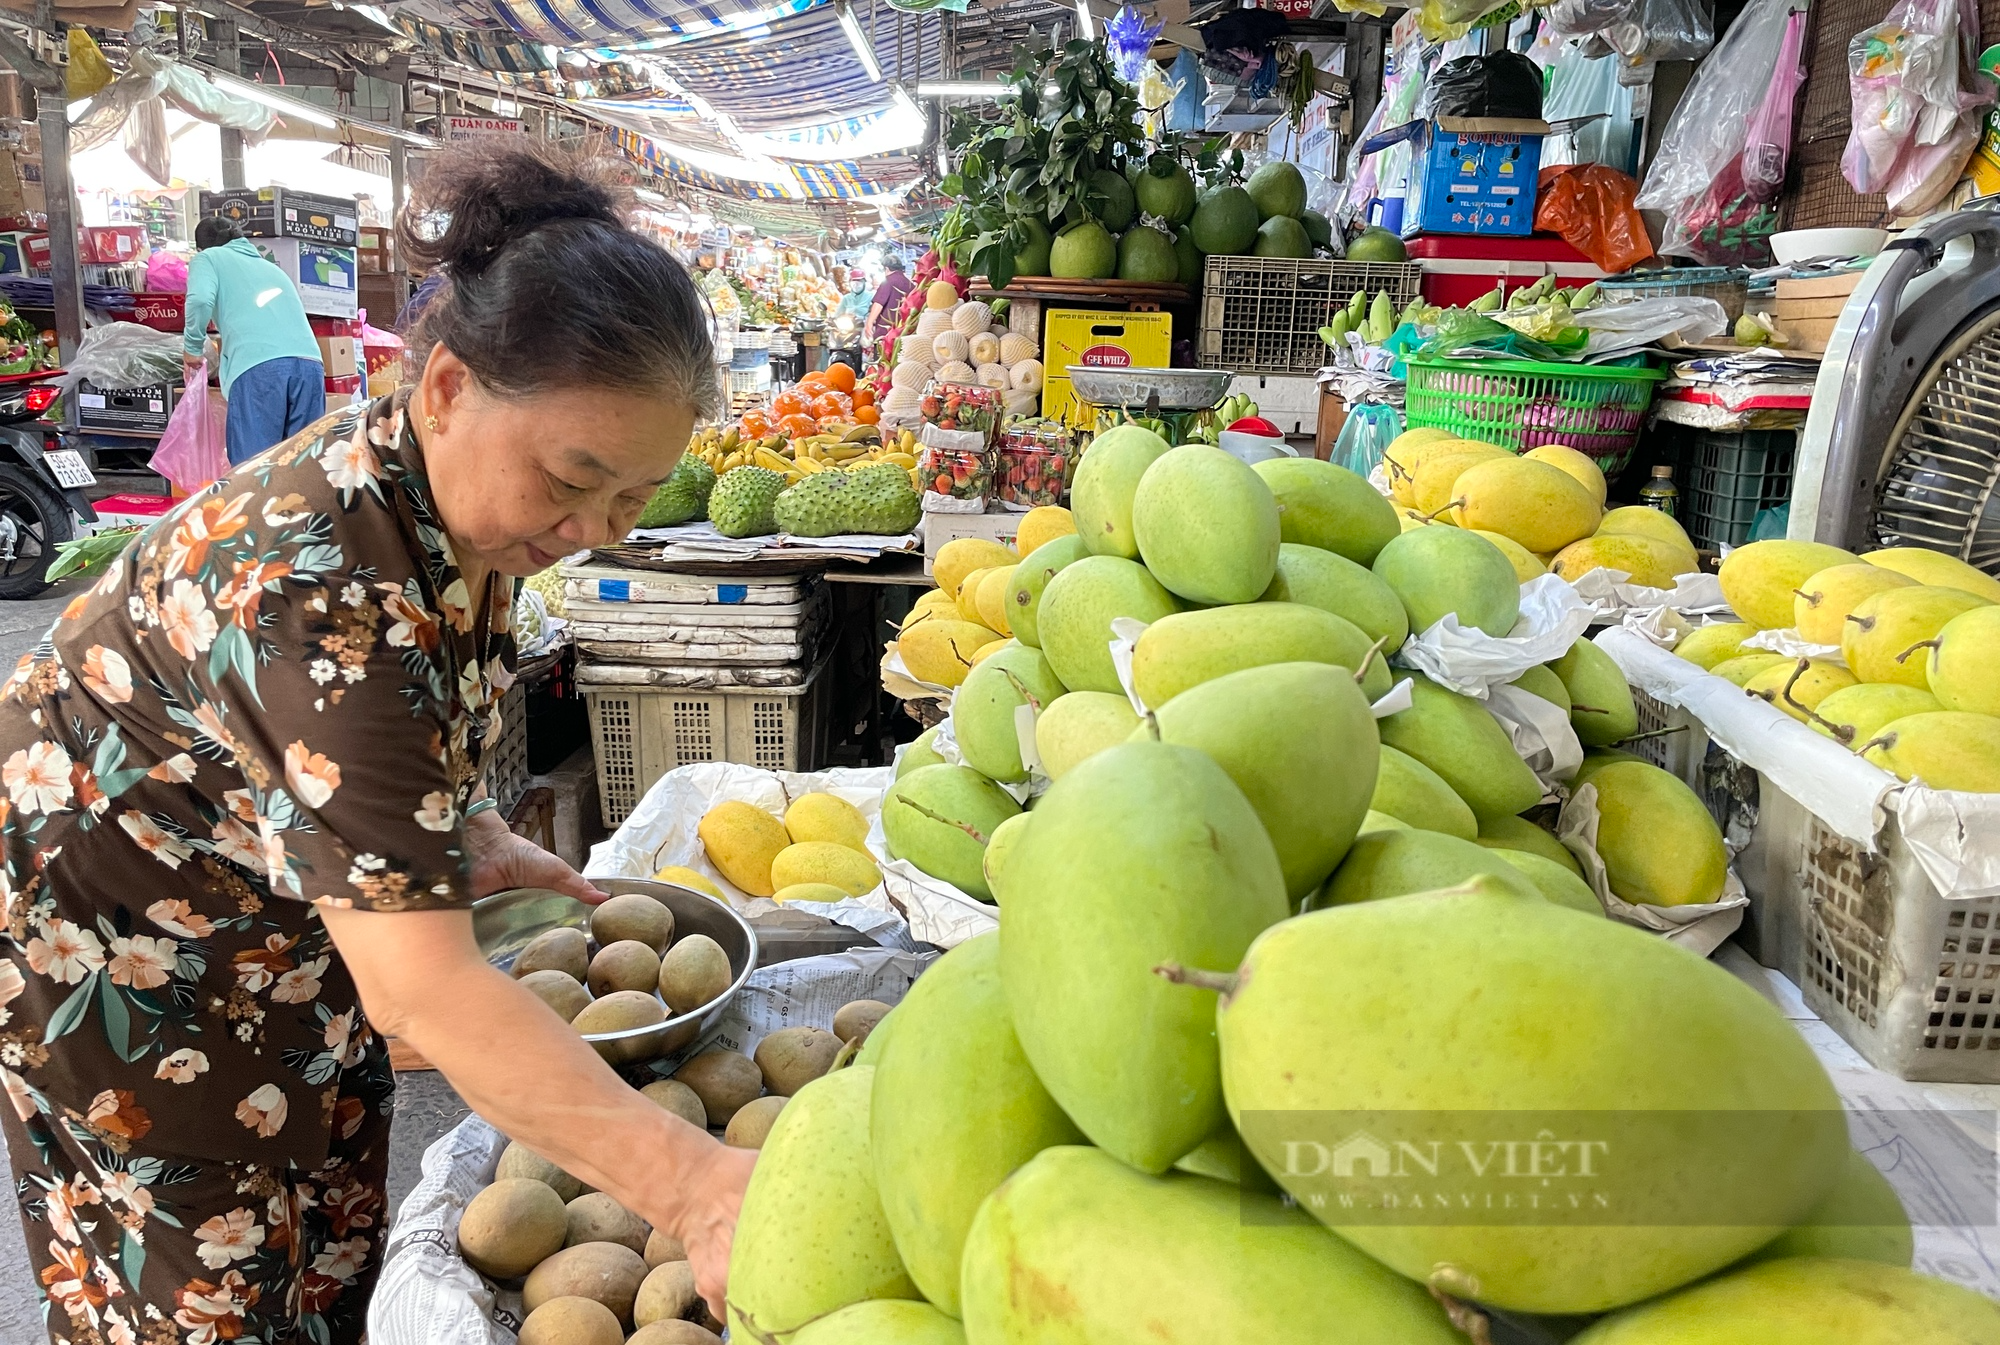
{"left": 143, "top": 250, "right": 188, "bottom": 294}
{"left": 1840, "top": 0, "right": 1993, "bottom": 215}
{"left": 149, "top": 360, "right": 228, "bottom": 492}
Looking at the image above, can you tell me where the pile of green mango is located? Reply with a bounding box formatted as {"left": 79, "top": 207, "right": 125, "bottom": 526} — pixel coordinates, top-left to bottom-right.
{"left": 720, "top": 421, "right": 1988, "bottom": 1344}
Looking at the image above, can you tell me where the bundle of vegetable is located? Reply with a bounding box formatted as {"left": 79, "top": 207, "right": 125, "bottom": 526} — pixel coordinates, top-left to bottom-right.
{"left": 45, "top": 526, "right": 142, "bottom": 583}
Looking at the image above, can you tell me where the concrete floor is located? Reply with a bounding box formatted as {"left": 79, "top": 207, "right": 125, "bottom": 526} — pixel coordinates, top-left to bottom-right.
{"left": 0, "top": 584, "right": 477, "bottom": 1338}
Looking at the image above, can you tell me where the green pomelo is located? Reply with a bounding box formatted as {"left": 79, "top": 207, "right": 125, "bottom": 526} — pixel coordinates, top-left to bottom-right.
{"left": 1033, "top": 691, "right": 1140, "bottom": 780}
{"left": 1049, "top": 220, "right": 1117, "bottom": 281}
{"left": 1036, "top": 555, "right": 1181, "bottom": 694}
{"left": 1569, "top": 1257, "right": 1999, "bottom": 1344}
{"left": 1747, "top": 1149, "right": 1911, "bottom": 1269}
{"left": 1300, "top": 208, "right": 1333, "bottom": 249}
{"left": 1252, "top": 215, "right": 1312, "bottom": 259}
{"left": 1807, "top": 684, "right": 1941, "bottom": 749}
{"left": 1132, "top": 444, "right": 1281, "bottom": 605}
{"left": 871, "top": 933, "right": 1083, "bottom": 1316}
{"left": 1188, "top": 186, "right": 1259, "bottom": 255}
{"left": 1490, "top": 847, "right": 1602, "bottom": 915}
{"left": 792, "top": 1299, "right": 966, "bottom": 1345}
{"left": 1171, "top": 227, "right": 1202, "bottom": 287}
{"left": 951, "top": 646, "right": 1067, "bottom": 785}
{"left": 880, "top": 765, "right": 1021, "bottom": 901}
{"left": 1508, "top": 664, "right": 1572, "bottom": 713}
{"left": 1373, "top": 525, "right": 1522, "bottom": 638}
{"left": 1245, "top": 160, "right": 1308, "bottom": 220}
{"left": 1588, "top": 760, "right": 1727, "bottom": 907}
{"left": 1011, "top": 217, "right": 1053, "bottom": 278}
{"left": 958, "top": 1146, "right": 1462, "bottom": 1345}
{"left": 1676, "top": 622, "right": 1758, "bottom": 670}
{"left": 1345, "top": 225, "right": 1409, "bottom": 262}
{"left": 1131, "top": 602, "right": 1392, "bottom": 709}
{"left": 1212, "top": 879, "right": 1850, "bottom": 1314}
{"left": 980, "top": 812, "right": 1031, "bottom": 900}
{"left": 1260, "top": 542, "right": 1409, "bottom": 651}
{"left": 1005, "top": 534, "right": 1088, "bottom": 649}
{"left": 1088, "top": 168, "right": 1136, "bottom": 232}
{"left": 726, "top": 1066, "right": 918, "bottom": 1340}
{"left": 1377, "top": 676, "right": 1546, "bottom": 822}
{"left": 1149, "top": 662, "right": 1381, "bottom": 901}
{"left": 1117, "top": 225, "right": 1180, "bottom": 284}
{"left": 1317, "top": 828, "right": 1540, "bottom": 907}
{"left": 1477, "top": 813, "right": 1584, "bottom": 877}
{"left": 896, "top": 725, "right": 945, "bottom": 778}
{"left": 1553, "top": 638, "right": 1641, "bottom": 747}
{"left": 1370, "top": 744, "right": 1477, "bottom": 841}
{"left": 1001, "top": 742, "right": 1286, "bottom": 1172}
{"left": 1135, "top": 156, "right": 1198, "bottom": 225}
{"left": 1071, "top": 423, "right": 1172, "bottom": 560}
{"left": 1252, "top": 457, "right": 1399, "bottom": 566}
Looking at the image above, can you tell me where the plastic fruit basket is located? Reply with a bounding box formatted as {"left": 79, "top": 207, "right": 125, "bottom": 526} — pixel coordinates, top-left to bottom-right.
{"left": 1403, "top": 355, "right": 1666, "bottom": 478}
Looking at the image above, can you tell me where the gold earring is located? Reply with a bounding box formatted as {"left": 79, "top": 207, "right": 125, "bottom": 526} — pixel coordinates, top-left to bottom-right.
{"left": 425, "top": 415, "right": 438, "bottom": 433}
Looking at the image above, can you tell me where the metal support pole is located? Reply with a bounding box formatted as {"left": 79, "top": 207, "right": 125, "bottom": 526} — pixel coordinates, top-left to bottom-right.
{"left": 214, "top": 19, "right": 244, "bottom": 188}
{"left": 36, "top": 90, "right": 82, "bottom": 361}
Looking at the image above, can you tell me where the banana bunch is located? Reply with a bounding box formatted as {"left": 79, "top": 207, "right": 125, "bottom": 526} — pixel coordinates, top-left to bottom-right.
{"left": 691, "top": 423, "right": 921, "bottom": 489}
{"left": 1212, "top": 392, "right": 1259, "bottom": 427}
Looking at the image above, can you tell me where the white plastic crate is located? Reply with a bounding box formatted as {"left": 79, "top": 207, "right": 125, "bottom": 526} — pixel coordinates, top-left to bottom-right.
{"left": 1628, "top": 687, "right": 1708, "bottom": 794}
{"left": 585, "top": 659, "right": 832, "bottom": 826}
{"left": 485, "top": 679, "right": 530, "bottom": 817}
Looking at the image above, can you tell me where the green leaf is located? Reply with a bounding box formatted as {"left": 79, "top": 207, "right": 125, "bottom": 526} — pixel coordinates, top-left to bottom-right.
{"left": 98, "top": 975, "right": 140, "bottom": 1063}
{"left": 120, "top": 1230, "right": 144, "bottom": 1291}
{"left": 43, "top": 974, "right": 96, "bottom": 1043}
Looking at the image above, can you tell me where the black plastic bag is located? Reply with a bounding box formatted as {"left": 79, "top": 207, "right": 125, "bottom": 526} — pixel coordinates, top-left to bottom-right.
{"left": 1429, "top": 52, "right": 1546, "bottom": 120}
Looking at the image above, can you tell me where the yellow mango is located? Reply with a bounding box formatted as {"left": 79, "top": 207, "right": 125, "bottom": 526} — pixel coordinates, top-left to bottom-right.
{"left": 1014, "top": 505, "right": 1076, "bottom": 557}
{"left": 1807, "top": 684, "right": 1941, "bottom": 748}
{"left": 933, "top": 538, "right": 1017, "bottom": 601}
{"left": 1863, "top": 545, "right": 2000, "bottom": 604}
{"left": 969, "top": 637, "right": 1013, "bottom": 666}
{"left": 1742, "top": 658, "right": 1859, "bottom": 723}
{"left": 1860, "top": 712, "right": 2000, "bottom": 792}
{"left": 1590, "top": 760, "right": 1727, "bottom": 906}
{"left": 1449, "top": 456, "right": 1600, "bottom": 553}
{"left": 1523, "top": 442, "right": 1608, "bottom": 505}
{"left": 652, "top": 865, "right": 726, "bottom": 901}
{"left": 784, "top": 793, "right": 871, "bottom": 854}
{"left": 1382, "top": 428, "right": 1462, "bottom": 506}
{"left": 698, "top": 801, "right": 790, "bottom": 897}
{"left": 1551, "top": 533, "right": 1697, "bottom": 590}
{"left": 1841, "top": 586, "right": 1990, "bottom": 689}
{"left": 770, "top": 842, "right": 882, "bottom": 897}
{"left": 955, "top": 567, "right": 1000, "bottom": 622}
{"left": 1709, "top": 653, "right": 1790, "bottom": 687}
{"left": 1674, "top": 622, "right": 1757, "bottom": 670}
{"left": 1717, "top": 540, "right": 1858, "bottom": 630}
{"left": 1597, "top": 505, "right": 1696, "bottom": 552}
{"left": 898, "top": 620, "right": 1000, "bottom": 688}
{"left": 1922, "top": 605, "right": 2000, "bottom": 715}
{"left": 1411, "top": 443, "right": 1510, "bottom": 516}
{"left": 971, "top": 568, "right": 1014, "bottom": 636}
{"left": 1470, "top": 529, "right": 1547, "bottom": 584}
{"left": 1793, "top": 564, "right": 1916, "bottom": 645}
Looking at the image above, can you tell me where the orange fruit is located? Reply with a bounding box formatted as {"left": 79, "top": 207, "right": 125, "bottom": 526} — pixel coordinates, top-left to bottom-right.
{"left": 739, "top": 409, "right": 773, "bottom": 438}
{"left": 823, "top": 362, "right": 856, "bottom": 393}
{"left": 853, "top": 405, "right": 880, "bottom": 425}
{"left": 799, "top": 371, "right": 830, "bottom": 391}
{"left": 771, "top": 390, "right": 810, "bottom": 419}
{"left": 777, "top": 413, "right": 819, "bottom": 440}
{"left": 851, "top": 388, "right": 875, "bottom": 410}
{"left": 812, "top": 391, "right": 853, "bottom": 420}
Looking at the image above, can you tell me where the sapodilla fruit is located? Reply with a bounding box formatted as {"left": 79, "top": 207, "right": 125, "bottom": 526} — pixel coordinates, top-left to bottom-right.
{"left": 1841, "top": 586, "right": 1991, "bottom": 689}
{"left": 1793, "top": 564, "right": 1916, "bottom": 646}
{"left": 1919, "top": 605, "right": 2000, "bottom": 715}
{"left": 1743, "top": 658, "right": 1859, "bottom": 724}
{"left": 1860, "top": 712, "right": 2000, "bottom": 792}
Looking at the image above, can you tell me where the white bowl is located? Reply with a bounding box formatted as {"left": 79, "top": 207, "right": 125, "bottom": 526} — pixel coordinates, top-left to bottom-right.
{"left": 1218, "top": 429, "right": 1297, "bottom": 465}
{"left": 1769, "top": 228, "right": 1889, "bottom": 266}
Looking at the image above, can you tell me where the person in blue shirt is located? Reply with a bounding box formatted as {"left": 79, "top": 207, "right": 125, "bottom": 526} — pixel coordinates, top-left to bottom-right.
{"left": 181, "top": 216, "right": 326, "bottom": 465}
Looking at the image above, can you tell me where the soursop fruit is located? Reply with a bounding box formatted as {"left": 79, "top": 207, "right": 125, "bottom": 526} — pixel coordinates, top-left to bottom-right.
{"left": 709, "top": 466, "right": 786, "bottom": 538}
{"left": 774, "top": 471, "right": 854, "bottom": 538}
{"left": 846, "top": 463, "right": 922, "bottom": 535}
{"left": 774, "top": 465, "right": 922, "bottom": 537}
{"left": 638, "top": 453, "right": 718, "bottom": 527}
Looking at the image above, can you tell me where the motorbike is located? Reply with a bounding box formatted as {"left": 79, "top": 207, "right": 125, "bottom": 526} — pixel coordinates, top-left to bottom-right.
{"left": 0, "top": 369, "right": 98, "bottom": 599}
{"left": 828, "top": 312, "right": 865, "bottom": 376}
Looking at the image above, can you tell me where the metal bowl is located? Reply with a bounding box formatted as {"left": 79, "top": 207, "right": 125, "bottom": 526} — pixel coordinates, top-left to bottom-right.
{"left": 474, "top": 878, "right": 759, "bottom": 1068}
{"left": 1064, "top": 366, "right": 1234, "bottom": 411}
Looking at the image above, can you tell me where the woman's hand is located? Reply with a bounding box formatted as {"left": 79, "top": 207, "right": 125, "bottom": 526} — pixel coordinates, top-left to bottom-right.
{"left": 661, "top": 1142, "right": 758, "bottom": 1321}
{"left": 464, "top": 807, "right": 606, "bottom": 904}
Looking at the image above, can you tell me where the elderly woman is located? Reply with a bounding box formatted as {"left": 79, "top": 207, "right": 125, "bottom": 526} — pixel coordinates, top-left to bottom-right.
{"left": 0, "top": 142, "right": 752, "bottom": 1344}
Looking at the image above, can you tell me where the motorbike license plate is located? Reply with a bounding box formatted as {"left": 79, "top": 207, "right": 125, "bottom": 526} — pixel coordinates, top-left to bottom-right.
{"left": 43, "top": 449, "right": 95, "bottom": 489}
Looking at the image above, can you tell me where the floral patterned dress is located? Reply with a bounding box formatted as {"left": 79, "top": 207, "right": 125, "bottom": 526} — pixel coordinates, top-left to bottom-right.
{"left": 0, "top": 392, "right": 514, "bottom": 1345}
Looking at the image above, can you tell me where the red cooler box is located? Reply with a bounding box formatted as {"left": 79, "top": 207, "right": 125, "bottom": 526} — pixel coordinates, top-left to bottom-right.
{"left": 1407, "top": 235, "right": 1606, "bottom": 309}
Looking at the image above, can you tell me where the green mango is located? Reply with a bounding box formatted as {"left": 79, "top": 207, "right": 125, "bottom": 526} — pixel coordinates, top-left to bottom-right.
{"left": 951, "top": 646, "right": 1067, "bottom": 785}
{"left": 1509, "top": 663, "right": 1573, "bottom": 713}
{"left": 896, "top": 725, "right": 946, "bottom": 779}
{"left": 881, "top": 765, "right": 1021, "bottom": 901}
{"left": 1489, "top": 847, "right": 1603, "bottom": 915}
{"left": 1260, "top": 542, "right": 1410, "bottom": 651}
{"left": 1590, "top": 760, "right": 1727, "bottom": 907}
{"left": 793, "top": 1299, "right": 966, "bottom": 1345}
{"left": 1033, "top": 690, "right": 1139, "bottom": 780}
{"left": 1316, "top": 828, "right": 1540, "bottom": 907}
{"left": 1251, "top": 457, "right": 1400, "bottom": 566}
{"left": 1001, "top": 742, "right": 1286, "bottom": 1172}
{"left": 1377, "top": 676, "right": 1546, "bottom": 822}
{"left": 1746, "top": 1148, "right": 1911, "bottom": 1269}
{"left": 1131, "top": 444, "right": 1282, "bottom": 605}
{"left": 1370, "top": 744, "right": 1477, "bottom": 840}
{"left": 726, "top": 1067, "right": 919, "bottom": 1340}
{"left": 1071, "top": 423, "right": 1172, "bottom": 559}
{"left": 1036, "top": 555, "right": 1181, "bottom": 694}
{"left": 980, "top": 812, "right": 1032, "bottom": 901}
{"left": 854, "top": 1005, "right": 900, "bottom": 1067}
{"left": 1358, "top": 808, "right": 1411, "bottom": 834}
{"left": 1476, "top": 813, "right": 1583, "bottom": 877}
{"left": 1373, "top": 525, "right": 1523, "bottom": 638}
{"left": 959, "top": 1147, "right": 1462, "bottom": 1345}
{"left": 1206, "top": 878, "right": 1848, "bottom": 1314}
{"left": 1131, "top": 602, "right": 1392, "bottom": 709}
{"left": 1574, "top": 746, "right": 1647, "bottom": 786}
{"left": 872, "top": 933, "right": 1083, "bottom": 1315}
{"left": 1148, "top": 662, "right": 1380, "bottom": 901}
{"left": 1171, "top": 1121, "right": 1279, "bottom": 1193}
{"left": 1569, "top": 1257, "right": 1999, "bottom": 1344}
{"left": 1553, "top": 638, "right": 1641, "bottom": 747}
{"left": 1005, "top": 534, "right": 1089, "bottom": 649}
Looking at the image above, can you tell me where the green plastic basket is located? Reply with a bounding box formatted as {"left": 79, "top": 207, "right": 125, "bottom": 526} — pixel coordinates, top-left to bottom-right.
{"left": 1403, "top": 356, "right": 1667, "bottom": 478}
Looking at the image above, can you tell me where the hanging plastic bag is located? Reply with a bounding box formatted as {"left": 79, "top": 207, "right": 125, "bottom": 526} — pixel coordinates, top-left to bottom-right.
{"left": 1544, "top": 0, "right": 1639, "bottom": 40}
{"left": 64, "top": 28, "right": 115, "bottom": 102}
{"left": 1542, "top": 44, "right": 1636, "bottom": 170}
{"left": 1535, "top": 165, "right": 1654, "bottom": 271}
{"left": 149, "top": 361, "right": 228, "bottom": 494}
{"left": 1428, "top": 52, "right": 1547, "bottom": 120}
{"left": 122, "top": 94, "right": 172, "bottom": 189}
{"left": 1334, "top": 400, "right": 1401, "bottom": 479}
{"left": 145, "top": 251, "right": 189, "bottom": 294}
{"left": 1607, "top": 0, "right": 1713, "bottom": 65}
{"left": 1635, "top": 0, "right": 1802, "bottom": 265}
{"left": 1840, "top": 0, "right": 1992, "bottom": 216}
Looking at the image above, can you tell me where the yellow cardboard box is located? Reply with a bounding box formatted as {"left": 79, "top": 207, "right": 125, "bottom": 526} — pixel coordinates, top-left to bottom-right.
{"left": 1040, "top": 309, "right": 1173, "bottom": 427}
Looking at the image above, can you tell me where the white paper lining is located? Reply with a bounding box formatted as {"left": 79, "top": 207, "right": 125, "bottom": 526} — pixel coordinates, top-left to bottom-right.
{"left": 1396, "top": 573, "right": 1597, "bottom": 696}
{"left": 1558, "top": 782, "right": 1749, "bottom": 956}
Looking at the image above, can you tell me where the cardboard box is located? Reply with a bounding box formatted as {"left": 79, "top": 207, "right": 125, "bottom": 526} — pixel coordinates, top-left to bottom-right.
{"left": 1401, "top": 120, "right": 1545, "bottom": 239}
{"left": 324, "top": 390, "right": 356, "bottom": 412}
{"left": 201, "top": 187, "right": 359, "bottom": 246}
{"left": 316, "top": 335, "right": 358, "bottom": 377}
{"left": 1780, "top": 316, "right": 1841, "bottom": 353}
{"left": 0, "top": 147, "right": 44, "bottom": 219}
{"left": 921, "top": 509, "right": 1021, "bottom": 571}
{"left": 323, "top": 373, "right": 363, "bottom": 395}
{"left": 1773, "top": 295, "right": 1850, "bottom": 321}
{"left": 1774, "top": 271, "right": 1865, "bottom": 301}
{"left": 308, "top": 315, "right": 361, "bottom": 338}
{"left": 126, "top": 292, "right": 185, "bottom": 333}
{"left": 74, "top": 380, "right": 181, "bottom": 434}
{"left": 1039, "top": 309, "right": 1175, "bottom": 427}
{"left": 355, "top": 227, "right": 391, "bottom": 274}
{"left": 80, "top": 225, "right": 146, "bottom": 265}
{"left": 91, "top": 492, "right": 175, "bottom": 531}
{"left": 0, "top": 230, "right": 47, "bottom": 275}
{"left": 253, "top": 238, "right": 358, "bottom": 319}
